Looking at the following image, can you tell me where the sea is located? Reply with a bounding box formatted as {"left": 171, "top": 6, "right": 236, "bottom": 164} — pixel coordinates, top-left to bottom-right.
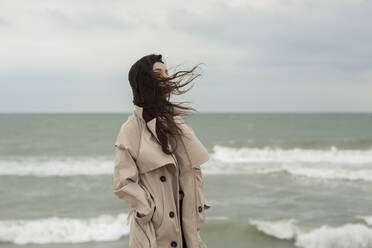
{"left": 0, "top": 112, "right": 372, "bottom": 248}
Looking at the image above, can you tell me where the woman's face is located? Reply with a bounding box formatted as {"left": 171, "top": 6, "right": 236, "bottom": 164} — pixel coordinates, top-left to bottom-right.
{"left": 153, "top": 62, "right": 170, "bottom": 98}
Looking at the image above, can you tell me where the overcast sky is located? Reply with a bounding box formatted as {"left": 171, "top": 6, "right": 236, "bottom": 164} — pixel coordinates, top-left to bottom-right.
{"left": 0, "top": 0, "right": 371, "bottom": 113}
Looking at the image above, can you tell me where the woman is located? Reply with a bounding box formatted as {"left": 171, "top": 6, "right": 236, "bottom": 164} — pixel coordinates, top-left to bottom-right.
{"left": 113, "top": 54, "right": 211, "bottom": 248}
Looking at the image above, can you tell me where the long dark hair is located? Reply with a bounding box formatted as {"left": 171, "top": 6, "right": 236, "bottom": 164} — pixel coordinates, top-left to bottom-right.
{"left": 128, "top": 54, "right": 204, "bottom": 155}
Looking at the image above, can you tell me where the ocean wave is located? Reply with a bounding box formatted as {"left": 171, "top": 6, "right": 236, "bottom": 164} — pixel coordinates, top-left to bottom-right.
{"left": 0, "top": 213, "right": 229, "bottom": 245}
{"left": 249, "top": 218, "right": 372, "bottom": 248}
{"left": 249, "top": 218, "right": 305, "bottom": 240}
{"left": 212, "top": 145, "right": 372, "bottom": 164}
{"left": 1, "top": 146, "right": 372, "bottom": 181}
{"left": 280, "top": 164, "right": 372, "bottom": 181}
{"left": 0, "top": 156, "right": 113, "bottom": 176}
{"left": 356, "top": 216, "right": 372, "bottom": 226}
{"left": 0, "top": 213, "right": 130, "bottom": 244}
{"left": 200, "top": 161, "right": 372, "bottom": 181}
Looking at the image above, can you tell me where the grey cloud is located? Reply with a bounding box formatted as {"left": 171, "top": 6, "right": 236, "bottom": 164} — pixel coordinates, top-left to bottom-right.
{"left": 44, "top": 8, "right": 132, "bottom": 31}
{"left": 1, "top": 1, "right": 371, "bottom": 112}
{"left": 167, "top": 2, "right": 372, "bottom": 74}
{"left": 0, "top": 16, "right": 10, "bottom": 27}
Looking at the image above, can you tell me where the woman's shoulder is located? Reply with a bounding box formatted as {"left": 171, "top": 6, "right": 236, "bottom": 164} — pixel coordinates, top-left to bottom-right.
{"left": 114, "top": 114, "right": 143, "bottom": 158}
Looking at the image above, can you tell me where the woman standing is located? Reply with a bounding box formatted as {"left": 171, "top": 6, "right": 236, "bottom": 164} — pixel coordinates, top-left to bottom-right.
{"left": 113, "top": 54, "right": 211, "bottom": 248}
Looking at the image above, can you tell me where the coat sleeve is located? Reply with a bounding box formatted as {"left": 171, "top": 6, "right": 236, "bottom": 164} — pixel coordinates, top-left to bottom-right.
{"left": 113, "top": 145, "right": 156, "bottom": 224}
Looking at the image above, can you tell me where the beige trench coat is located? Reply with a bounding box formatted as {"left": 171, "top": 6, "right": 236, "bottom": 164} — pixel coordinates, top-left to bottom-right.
{"left": 113, "top": 104, "right": 211, "bottom": 248}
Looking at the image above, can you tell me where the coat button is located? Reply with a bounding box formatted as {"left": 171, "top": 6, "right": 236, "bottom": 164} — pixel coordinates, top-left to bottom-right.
{"left": 171, "top": 241, "right": 177, "bottom": 247}
{"left": 169, "top": 211, "right": 175, "bottom": 218}
{"left": 160, "top": 176, "right": 166, "bottom": 182}
{"left": 198, "top": 205, "right": 203, "bottom": 212}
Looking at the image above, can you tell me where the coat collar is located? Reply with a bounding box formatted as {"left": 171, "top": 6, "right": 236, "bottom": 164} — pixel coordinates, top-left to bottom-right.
{"left": 133, "top": 104, "right": 184, "bottom": 143}
{"left": 133, "top": 104, "right": 159, "bottom": 142}
{"left": 133, "top": 104, "right": 145, "bottom": 120}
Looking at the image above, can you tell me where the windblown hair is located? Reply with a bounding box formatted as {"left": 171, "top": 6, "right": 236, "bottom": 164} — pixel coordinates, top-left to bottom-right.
{"left": 128, "top": 54, "right": 204, "bottom": 155}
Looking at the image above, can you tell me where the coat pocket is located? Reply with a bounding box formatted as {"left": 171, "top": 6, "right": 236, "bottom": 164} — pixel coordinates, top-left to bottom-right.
{"left": 150, "top": 186, "right": 165, "bottom": 230}
{"left": 193, "top": 166, "right": 211, "bottom": 231}
{"left": 130, "top": 218, "right": 151, "bottom": 248}
{"left": 133, "top": 184, "right": 156, "bottom": 225}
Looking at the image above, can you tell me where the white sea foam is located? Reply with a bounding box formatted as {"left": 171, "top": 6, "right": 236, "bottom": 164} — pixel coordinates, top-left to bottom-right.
{"left": 249, "top": 218, "right": 372, "bottom": 248}
{"left": 0, "top": 213, "right": 130, "bottom": 244}
{"left": 201, "top": 161, "right": 372, "bottom": 181}
{"left": 249, "top": 218, "right": 304, "bottom": 239}
{"left": 212, "top": 145, "right": 372, "bottom": 164}
{"left": 206, "top": 145, "right": 372, "bottom": 181}
{"left": 295, "top": 224, "right": 372, "bottom": 248}
{"left": 1, "top": 146, "right": 372, "bottom": 182}
{"left": 356, "top": 216, "right": 372, "bottom": 226}
{"left": 280, "top": 164, "right": 372, "bottom": 181}
{"left": 0, "top": 156, "right": 112, "bottom": 176}
{"left": 0, "top": 213, "right": 229, "bottom": 245}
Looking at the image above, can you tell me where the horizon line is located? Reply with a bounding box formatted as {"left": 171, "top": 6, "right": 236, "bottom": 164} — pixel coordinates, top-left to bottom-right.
{"left": 0, "top": 111, "right": 371, "bottom": 114}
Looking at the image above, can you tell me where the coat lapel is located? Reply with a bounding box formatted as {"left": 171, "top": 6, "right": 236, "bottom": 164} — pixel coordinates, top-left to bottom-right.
{"left": 173, "top": 115, "right": 210, "bottom": 169}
